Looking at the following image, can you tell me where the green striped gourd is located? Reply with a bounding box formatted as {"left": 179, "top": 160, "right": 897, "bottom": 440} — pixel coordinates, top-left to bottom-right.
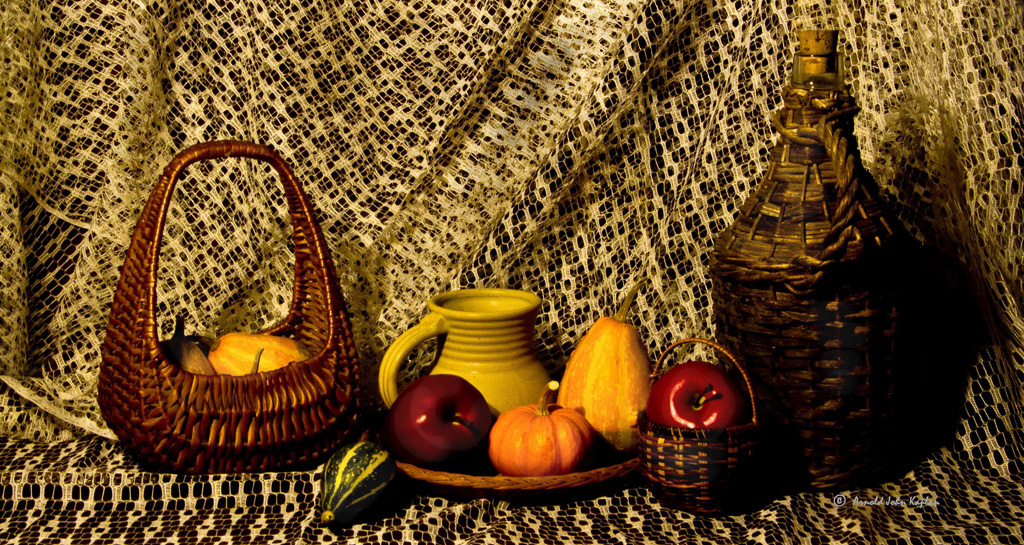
{"left": 320, "top": 442, "right": 397, "bottom": 524}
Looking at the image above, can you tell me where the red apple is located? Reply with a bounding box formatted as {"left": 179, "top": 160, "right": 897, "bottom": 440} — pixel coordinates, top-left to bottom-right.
{"left": 646, "top": 361, "right": 748, "bottom": 429}
{"left": 384, "top": 374, "right": 492, "bottom": 466}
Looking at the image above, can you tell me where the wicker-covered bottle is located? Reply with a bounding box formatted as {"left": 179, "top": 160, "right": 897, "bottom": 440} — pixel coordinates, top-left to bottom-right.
{"left": 710, "top": 30, "right": 902, "bottom": 490}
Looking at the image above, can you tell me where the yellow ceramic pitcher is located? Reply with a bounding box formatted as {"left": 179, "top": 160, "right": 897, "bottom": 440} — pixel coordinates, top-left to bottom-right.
{"left": 378, "top": 288, "right": 552, "bottom": 414}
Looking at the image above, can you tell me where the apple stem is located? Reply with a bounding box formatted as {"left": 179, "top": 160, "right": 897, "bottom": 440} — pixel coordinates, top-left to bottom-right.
{"left": 691, "top": 383, "right": 722, "bottom": 409}
{"left": 612, "top": 277, "right": 651, "bottom": 322}
{"left": 536, "top": 381, "right": 560, "bottom": 416}
{"left": 450, "top": 415, "right": 480, "bottom": 436}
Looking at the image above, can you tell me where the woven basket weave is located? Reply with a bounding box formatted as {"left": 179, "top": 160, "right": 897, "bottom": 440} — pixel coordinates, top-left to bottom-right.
{"left": 98, "top": 140, "right": 361, "bottom": 474}
{"left": 395, "top": 457, "right": 639, "bottom": 500}
{"left": 710, "top": 82, "right": 901, "bottom": 490}
{"left": 637, "top": 338, "right": 760, "bottom": 514}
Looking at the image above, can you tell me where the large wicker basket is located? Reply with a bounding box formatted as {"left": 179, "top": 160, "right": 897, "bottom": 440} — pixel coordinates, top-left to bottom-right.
{"left": 709, "top": 32, "right": 903, "bottom": 490}
{"left": 98, "top": 140, "right": 361, "bottom": 474}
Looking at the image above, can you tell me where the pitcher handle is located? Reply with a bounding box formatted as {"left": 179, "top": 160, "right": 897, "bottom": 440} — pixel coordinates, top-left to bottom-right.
{"left": 378, "top": 313, "right": 449, "bottom": 407}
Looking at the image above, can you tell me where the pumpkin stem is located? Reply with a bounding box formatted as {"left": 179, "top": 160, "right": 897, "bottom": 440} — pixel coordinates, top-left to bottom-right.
{"left": 250, "top": 348, "right": 264, "bottom": 374}
{"left": 173, "top": 315, "right": 186, "bottom": 340}
{"left": 536, "top": 381, "right": 560, "bottom": 416}
{"left": 612, "top": 276, "right": 651, "bottom": 322}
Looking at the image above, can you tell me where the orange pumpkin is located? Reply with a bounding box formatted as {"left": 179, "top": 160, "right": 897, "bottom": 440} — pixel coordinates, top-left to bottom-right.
{"left": 488, "top": 381, "right": 594, "bottom": 477}
{"left": 557, "top": 278, "right": 652, "bottom": 451}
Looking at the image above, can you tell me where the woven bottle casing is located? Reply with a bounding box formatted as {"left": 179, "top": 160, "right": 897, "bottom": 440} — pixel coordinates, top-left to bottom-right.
{"left": 709, "top": 46, "right": 901, "bottom": 489}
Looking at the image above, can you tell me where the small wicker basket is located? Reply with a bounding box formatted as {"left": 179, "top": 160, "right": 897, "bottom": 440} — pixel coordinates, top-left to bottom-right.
{"left": 638, "top": 338, "right": 760, "bottom": 514}
{"left": 98, "top": 140, "right": 361, "bottom": 474}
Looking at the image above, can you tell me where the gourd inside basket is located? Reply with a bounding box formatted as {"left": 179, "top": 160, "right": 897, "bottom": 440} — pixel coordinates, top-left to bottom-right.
{"left": 98, "top": 140, "right": 361, "bottom": 474}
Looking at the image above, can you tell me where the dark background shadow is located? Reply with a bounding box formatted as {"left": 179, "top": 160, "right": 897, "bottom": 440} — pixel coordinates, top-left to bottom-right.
{"left": 880, "top": 238, "right": 985, "bottom": 481}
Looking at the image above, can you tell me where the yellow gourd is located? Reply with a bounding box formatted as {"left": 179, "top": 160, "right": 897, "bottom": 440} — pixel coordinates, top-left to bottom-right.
{"left": 207, "top": 332, "right": 309, "bottom": 376}
{"left": 556, "top": 278, "right": 652, "bottom": 451}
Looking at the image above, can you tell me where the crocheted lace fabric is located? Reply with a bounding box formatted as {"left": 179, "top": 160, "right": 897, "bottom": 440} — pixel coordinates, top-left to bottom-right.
{"left": 1, "top": 0, "right": 1021, "bottom": 542}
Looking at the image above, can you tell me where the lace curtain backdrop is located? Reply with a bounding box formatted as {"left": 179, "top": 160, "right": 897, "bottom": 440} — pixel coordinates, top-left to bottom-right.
{"left": 1, "top": 0, "right": 1022, "bottom": 543}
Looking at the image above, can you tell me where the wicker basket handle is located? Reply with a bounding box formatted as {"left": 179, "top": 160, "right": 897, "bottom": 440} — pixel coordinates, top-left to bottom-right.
{"left": 134, "top": 140, "right": 337, "bottom": 341}
{"left": 714, "top": 105, "right": 865, "bottom": 295}
{"left": 770, "top": 106, "right": 863, "bottom": 273}
{"left": 651, "top": 338, "right": 758, "bottom": 425}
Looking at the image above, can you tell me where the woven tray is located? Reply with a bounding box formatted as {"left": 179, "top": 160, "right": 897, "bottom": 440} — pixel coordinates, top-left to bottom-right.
{"left": 394, "top": 457, "right": 639, "bottom": 500}
{"left": 98, "top": 140, "right": 361, "bottom": 474}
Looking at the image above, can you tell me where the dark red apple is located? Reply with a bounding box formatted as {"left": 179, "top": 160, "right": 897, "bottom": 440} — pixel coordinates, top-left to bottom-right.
{"left": 384, "top": 374, "right": 492, "bottom": 466}
{"left": 646, "top": 361, "right": 748, "bottom": 429}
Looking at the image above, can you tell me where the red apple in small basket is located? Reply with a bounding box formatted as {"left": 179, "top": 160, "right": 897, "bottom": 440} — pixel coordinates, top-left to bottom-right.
{"left": 646, "top": 360, "right": 748, "bottom": 429}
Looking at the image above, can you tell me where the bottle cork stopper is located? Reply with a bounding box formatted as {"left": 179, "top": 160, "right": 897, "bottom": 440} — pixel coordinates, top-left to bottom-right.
{"left": 791, "top": 29, "right": 844, "bottom": 89}
{"left": 799, "top": 56, "right": 830, "bottom": 75}
{"left": 797, "top": 30, "right": 839, "bottom": 56}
